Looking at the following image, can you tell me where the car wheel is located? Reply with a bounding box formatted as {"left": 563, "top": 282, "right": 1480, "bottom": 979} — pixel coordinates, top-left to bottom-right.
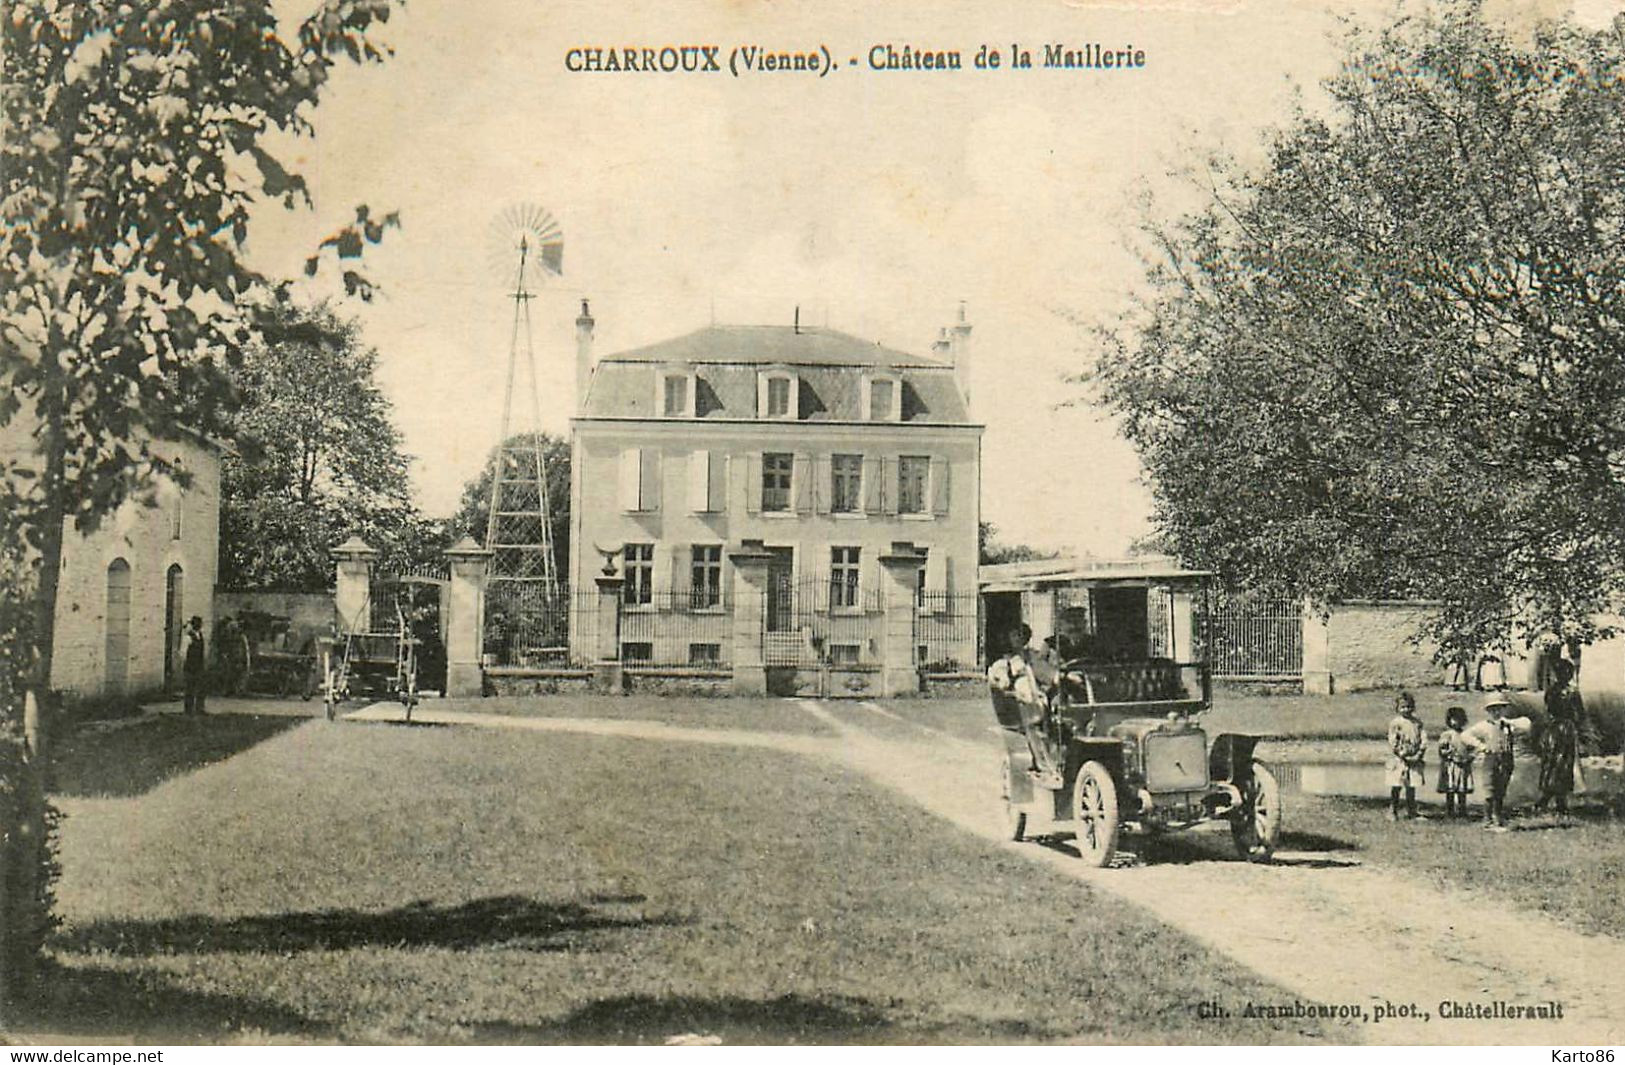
{"left": 1072, "top": 760, "right": 1119, "bottom": 868}
{"left": 1000, "top": 758, "right": 1027, "bottom": 842}
{"left": 1232, "top": 761, "right": 1282, "bottom": 862}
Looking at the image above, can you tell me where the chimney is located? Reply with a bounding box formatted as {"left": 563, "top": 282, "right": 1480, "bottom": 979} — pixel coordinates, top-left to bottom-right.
{"left": 575, "top": 298, "right": 595, "bottom": 412}
{"left": 947, "top": 301, "right": 972, "bottom": 409}
{"left": 931, "top": 327, "right": 951, "bottom": 359}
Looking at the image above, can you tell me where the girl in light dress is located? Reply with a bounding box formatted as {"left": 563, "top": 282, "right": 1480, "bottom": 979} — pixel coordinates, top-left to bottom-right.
{"left": 1386, "top": 691, "right": 1427, "bottom": 820}
{"left": 1436, "top": 705, "right": 1474, "bottom": 819}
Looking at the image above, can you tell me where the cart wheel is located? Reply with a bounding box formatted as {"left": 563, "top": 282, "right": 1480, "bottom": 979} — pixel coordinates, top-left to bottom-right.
{"left": 1072, "top": 760, "right": 1120, "bottom": 868}
{"left": 999, "top": 757, "right": 1027, "bottom": 842}
{"left": 1231, "top": 761, "right": 1282, "bottom": 862}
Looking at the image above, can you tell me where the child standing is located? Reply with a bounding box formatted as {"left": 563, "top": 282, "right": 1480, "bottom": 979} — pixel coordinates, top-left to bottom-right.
{"left": 1436, "top": 705, "right": 1475, "bottom": 818}
{"left": 1460, "top": 694, "right": 1524, "bottom": 830}
{"left": 1386, "top": 690, "right": 1427, "bottom": 820}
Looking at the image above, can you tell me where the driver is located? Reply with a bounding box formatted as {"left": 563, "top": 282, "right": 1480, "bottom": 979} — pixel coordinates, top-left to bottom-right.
{"left": 988, "top": 623, "right": 1064, "bottom": 789}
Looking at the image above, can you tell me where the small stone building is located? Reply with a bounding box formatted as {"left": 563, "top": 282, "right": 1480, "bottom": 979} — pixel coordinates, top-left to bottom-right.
{"left": 1, "top": 420, "right": 222, "bottom": 698}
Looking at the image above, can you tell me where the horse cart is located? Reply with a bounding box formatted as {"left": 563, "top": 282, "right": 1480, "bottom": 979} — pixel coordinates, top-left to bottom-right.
{"left": 981, "top": 559, "right": 1282, "bottom": 867}
{"left": 319, "top": 576, "right": 431, "bottom": 723}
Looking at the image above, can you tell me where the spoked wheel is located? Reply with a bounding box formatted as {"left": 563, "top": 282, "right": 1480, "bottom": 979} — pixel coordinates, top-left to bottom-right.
{"left": 1072, "top": 761, "right": 1120, "bottom": 868}
{"left": 999, "top": 758, "right": 1027, "bottom": 842}
{"left": 1231, "top": 761, "right": 1282, "bottom": 862}
{"left": 323, "top": 652, "right": 339, "bottom": 722}
{"left": 401, "top": 655, "right": 418, "bottom": 724}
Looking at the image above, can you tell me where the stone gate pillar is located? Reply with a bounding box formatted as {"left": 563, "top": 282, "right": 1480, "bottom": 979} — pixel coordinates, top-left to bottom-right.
{"left": 879, "top": 542, "right": 927, "bottom": 698}
{"left": 1302, "top": 600, "right": 1332, "bottom": 695}
{"left": 729, "top": 539, "right": 772, "bottom": 696}
{"left": 444, "top": 536, "right": 492, "bottom": 698}
{"left": 332, "top": 535, "right": 378, "bottom": 633}
{"left": 594, "top": 569, "right": 625, "bottom": 695}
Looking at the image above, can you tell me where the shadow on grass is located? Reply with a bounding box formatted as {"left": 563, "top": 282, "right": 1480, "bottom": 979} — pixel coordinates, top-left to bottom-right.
{"left": 466, "top": 992, "right": 1034, "bottom": 1044}
{"left": 48, "top": 715, "right": 307, "bottom": 799}
{"left": 17, "top": 958, "right": 331, "bottom": 1042}
{"left": 54, "top": 894, "right": 682, "bottom": 956}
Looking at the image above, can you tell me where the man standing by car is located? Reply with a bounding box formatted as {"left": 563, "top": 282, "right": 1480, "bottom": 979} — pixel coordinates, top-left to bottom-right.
{"left": 183, "top": 615, "right": 207, "bottom": 716}
{"left": 988, "top": 623, "right": 1064, "bottom": 789}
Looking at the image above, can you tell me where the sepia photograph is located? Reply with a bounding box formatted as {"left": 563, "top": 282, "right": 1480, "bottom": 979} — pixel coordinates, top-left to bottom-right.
{"left": 2, "top": 0, "right": 1624, "bottom": 1050}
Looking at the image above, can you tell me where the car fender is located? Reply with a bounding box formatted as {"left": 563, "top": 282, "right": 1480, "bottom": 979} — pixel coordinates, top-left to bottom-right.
{"left": 1209, "top": 733, "right": 1265, "bottom": 784}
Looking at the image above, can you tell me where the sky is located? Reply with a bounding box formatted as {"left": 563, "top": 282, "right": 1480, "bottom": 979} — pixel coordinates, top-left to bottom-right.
{"left": 247, "top": 0, "right": 1620, "bottom": 557}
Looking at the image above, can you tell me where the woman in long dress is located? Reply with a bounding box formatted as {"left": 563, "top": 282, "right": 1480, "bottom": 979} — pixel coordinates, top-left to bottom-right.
{"left": 1538, "top": 658, "right": 1583, "bottom": 816}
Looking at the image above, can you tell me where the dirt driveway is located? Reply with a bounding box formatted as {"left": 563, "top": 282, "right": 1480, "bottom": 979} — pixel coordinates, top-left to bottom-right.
{"left": 345, "top": 697, "right": 1625, "bottom": 1045}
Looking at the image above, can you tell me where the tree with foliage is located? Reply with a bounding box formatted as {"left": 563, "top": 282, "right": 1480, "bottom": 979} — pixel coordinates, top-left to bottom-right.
{"left": 0, "top": 0, "right": 400, "bottom": 996}
{"left": 979, "top": 521, "right": 1058, "bottom": 566}
{"left": 447, "top": 433, "right": 571, "bottom": 581}
{"left": 1092, "top": 2, "right": 1625, "bottom": 660}
{"left": 221, "top": 301, "right": 440, "bottom": 591}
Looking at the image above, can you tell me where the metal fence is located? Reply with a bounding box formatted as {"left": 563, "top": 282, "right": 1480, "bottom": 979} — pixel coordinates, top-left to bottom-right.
{"left": 763, "top": 577, "right": 886, "bottom": 667}
{"left": 485, "top": 582, "right": 591, "bottom": 668}
{"left": 1205, "top": 591, "right": 1303, "bottom": 678}
{"left": 915, "top": 591, "right": 980, "bottom": 672}
{"left": 619, "top": 591, "right": 734, "bottom": 668}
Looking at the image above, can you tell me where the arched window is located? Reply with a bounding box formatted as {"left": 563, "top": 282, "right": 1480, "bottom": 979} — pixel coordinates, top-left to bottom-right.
{"left": 164, "top": 564, "right": 184, "bottom": 689}
{"left": 105, "top": 559, "right": 132, "bottom": 695}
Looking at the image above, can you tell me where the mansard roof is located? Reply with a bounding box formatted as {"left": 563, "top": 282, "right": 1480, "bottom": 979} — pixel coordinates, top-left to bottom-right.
{"left": 581, "top": 325, "right": 971, "bottom": 423}
{"left": 608, "top": 324, "right": 950, "bottom": 369}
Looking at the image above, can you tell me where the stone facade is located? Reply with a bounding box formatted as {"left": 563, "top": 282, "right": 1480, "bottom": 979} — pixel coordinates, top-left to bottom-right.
{"left": 568, "top": 308, "right": 982, "bottom": 684}
{"left": 0, "top": 422, "right": 221, "bottom": 698}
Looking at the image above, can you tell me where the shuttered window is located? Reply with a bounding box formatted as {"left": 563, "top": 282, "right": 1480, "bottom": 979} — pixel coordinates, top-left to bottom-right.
{"left": 898, "top": 456, "right": 929, "bottom": 515}
{"left": 831, "top": 454, "right": 862, "bottom": 513}
{"left": 620, "top": 449, "right": 662, "bottom": 512}
{"left": 762, "top": 452, "right": 792, "bottom": 512}
{"left": 688, "top": 451, "right": 726, "bottom": 513}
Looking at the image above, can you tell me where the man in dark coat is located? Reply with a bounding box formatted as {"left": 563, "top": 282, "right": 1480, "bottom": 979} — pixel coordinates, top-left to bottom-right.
{"left": 183, "top": 615, "right": 207, "bottom": 716}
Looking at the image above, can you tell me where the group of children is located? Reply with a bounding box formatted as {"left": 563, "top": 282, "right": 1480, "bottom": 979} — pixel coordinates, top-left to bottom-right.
{"left": 1386, "top": 690, "right": 1530, "bottom": 830}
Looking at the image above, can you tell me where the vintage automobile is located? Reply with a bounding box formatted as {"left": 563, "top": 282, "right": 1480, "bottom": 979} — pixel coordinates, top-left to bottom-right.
{"left": 981, "top": 558, "right": 1281, "bottom": 867}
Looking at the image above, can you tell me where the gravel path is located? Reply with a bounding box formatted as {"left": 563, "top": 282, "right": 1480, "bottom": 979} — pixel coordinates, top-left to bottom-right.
{"left": 343, "top": 698, "right": 1625, "bottom": 1044}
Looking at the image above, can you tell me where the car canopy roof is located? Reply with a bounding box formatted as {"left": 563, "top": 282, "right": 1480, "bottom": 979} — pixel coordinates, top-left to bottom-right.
{"left": 978, "top": 555, "right": 1212, "bottom": 593}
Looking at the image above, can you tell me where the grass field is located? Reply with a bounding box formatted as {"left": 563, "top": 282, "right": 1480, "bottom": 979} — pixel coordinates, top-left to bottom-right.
{"left": 436, "top": 693, "right": 833, "bottom": 735}
{"left": 30, "top": 716, "right": 1341, "bottom": 1044}
{"left": 1284, "top": 795, "right": 1625, "bottom": 938}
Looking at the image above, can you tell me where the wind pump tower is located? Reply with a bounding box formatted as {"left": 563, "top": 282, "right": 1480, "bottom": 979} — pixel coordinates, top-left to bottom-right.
{"left": 484, "top": 204, "right": 565, "bottom": 599}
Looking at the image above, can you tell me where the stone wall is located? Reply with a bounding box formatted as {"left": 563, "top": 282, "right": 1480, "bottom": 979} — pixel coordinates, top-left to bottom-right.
{"left": 1324, "top": 601, "right": 1440, "bottom": 693}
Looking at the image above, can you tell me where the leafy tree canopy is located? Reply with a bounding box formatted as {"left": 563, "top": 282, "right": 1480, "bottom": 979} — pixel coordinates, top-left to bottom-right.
{"left": 447, "top": 432, "right": 571, "bottom": 582}
{"left": 221, "top": 301, "right": 439, "bottom": 591}
{"left": 1092, "top": 1, "right": 1625, "bottom": 657}
{"left": 979, "top": 521, "right": 1059, "bottom": 567}
{"left": 1, "top": 0, "right": 402, "bottom": 683}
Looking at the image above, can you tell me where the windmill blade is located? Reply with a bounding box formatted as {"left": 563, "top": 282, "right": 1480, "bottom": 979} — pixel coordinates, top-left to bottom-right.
{"left": 488, "top": 203, "right": 565, "bottom": 283}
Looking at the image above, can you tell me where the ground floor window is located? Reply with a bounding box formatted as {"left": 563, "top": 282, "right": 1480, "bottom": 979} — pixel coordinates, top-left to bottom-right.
{"left": 622, "top": 641, "right": 653, "bottom": 662}
{"left": 691, "top": 545, "right": 722, "bottom": 609}
{"left": 830, "top": 546, "right": 860, "bottom": 609}
{"left": 689, "top": 642, "right": 721, "bottom": 665}
{"left": 624, "top": 543, "right": 653, "bottom": 605}
{"left": 828, "top": 643, "right": 861, "bottom": 665}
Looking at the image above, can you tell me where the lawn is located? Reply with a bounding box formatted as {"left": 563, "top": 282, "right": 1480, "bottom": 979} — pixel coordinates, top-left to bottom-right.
{"left": 1282, "top": 794, "right": 1625, "bottom": 939}
{"left": 48, "top": 714, "right": 307, "bottom": 798}
{"left": 28, "top": 717, "right": 1341, "bottom": 1044}
{"left": 432, "top": 693, "right": 834, "bottom": 736}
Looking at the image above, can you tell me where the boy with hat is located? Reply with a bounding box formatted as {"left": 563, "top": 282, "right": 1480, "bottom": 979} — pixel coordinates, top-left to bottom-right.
{"left": 1460, "top": 693, "right": 1531, "bottom": 830}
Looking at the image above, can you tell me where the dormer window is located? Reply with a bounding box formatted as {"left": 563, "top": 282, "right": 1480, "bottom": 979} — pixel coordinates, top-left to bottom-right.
{"left": 657, "top": 366, "right": 695, "bottom": 418}
{"left": 863, "top": 374, "right": 901, "bottom": 421}
{"left": 757, "top": 370, "right": 797, "bottom": 421}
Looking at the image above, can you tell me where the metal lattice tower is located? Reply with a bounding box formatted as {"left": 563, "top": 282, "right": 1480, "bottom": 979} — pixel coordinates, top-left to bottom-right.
{"left": 485, "top": 210, "right": 564, "bottom": 598}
